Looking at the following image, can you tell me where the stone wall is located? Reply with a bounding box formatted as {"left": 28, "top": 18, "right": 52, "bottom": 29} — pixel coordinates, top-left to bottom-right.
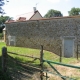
{"left": 6, "top": 16, "right": 80, "bottom": 55}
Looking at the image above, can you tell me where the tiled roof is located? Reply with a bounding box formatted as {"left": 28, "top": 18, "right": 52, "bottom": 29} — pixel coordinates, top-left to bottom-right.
{"left": 5, "top": 20, "right": 15, "bottom": 23}
{"left": 16, "top": 11, "right": 35, "bottom": 20}
{"left": 17, "top": 17, "right": 26, "bottom": 21}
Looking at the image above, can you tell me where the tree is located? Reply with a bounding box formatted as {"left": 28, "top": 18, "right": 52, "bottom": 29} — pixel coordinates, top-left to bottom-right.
{"left": 0, "top": 0, "right": 9, "bottom": 33}
{"left": 0, "top": 16, "right": 11, "bottom": 33}
{"left": 0, "top": 0, "right": 5, "bottom": 14}
{"left": 0, "top": 16, "right": 10, "bottom": 23}
{"left": 44, "top": 9, "right": 63, "bottom": 18}
{"left": 0, "top": 0, "right": 9, "bottom": 15}
{"left": 68, "top": 7, "right": 80, "bottom": 16}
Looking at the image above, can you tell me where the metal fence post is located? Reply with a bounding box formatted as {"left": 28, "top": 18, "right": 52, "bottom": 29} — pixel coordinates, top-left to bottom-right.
{"left": 2, "top": 47, "right": 7, "bottom": 72}
{"left": 40, "top": 45, "right": 44, "bottom": 80}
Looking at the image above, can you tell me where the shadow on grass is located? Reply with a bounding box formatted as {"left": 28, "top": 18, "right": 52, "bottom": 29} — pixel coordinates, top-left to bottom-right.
{"left": 0, "top": 56, "right": 12, "bottom": 80}
{"left": 0, "top": 70, "right": 12, "bottom": 80}
{"left": 0, "top": 53, "right": 47, "bottom": 80}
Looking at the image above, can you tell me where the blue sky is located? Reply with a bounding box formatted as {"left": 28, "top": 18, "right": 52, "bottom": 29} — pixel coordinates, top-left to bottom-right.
{"left": 3, "top": 0, "right": 80, "bottom": 18}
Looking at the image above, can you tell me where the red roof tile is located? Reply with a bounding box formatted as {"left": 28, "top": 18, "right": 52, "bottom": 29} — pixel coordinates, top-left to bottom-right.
{"left": 15, "top": 10, "right": 42, "bottom": 21}
{"left": 5, "top": 20, "right": 15, "bottom": 23}
{"left": 17, "top": 17, "right": 26, "bottom": 21}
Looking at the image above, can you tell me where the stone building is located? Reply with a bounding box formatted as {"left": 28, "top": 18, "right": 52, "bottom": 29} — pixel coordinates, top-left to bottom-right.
{"left": 5, "top": 16, "right": 80, "bottom": 58}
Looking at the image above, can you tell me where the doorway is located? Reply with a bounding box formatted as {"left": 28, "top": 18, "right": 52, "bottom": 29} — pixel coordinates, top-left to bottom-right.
{"left": 62, "top": 37, "right": 75, "bottom": 58}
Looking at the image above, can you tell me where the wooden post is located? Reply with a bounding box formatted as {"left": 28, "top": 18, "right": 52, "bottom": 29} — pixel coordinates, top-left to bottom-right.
{"left": 2, "top": 47, "right": 7, "bottom": 72}
{"left": 3, "top": 28, "right": 6, "bottom": 42}
{"left": 77, "top": 44, "right": 78, "bottom": 60}
{"left": 4, "top": 34, "right": 6, "bottom": 42}
{"left": 46, "top": 72, "right": 48, "bottom": 80}
{"left": 60, "top": 46, "right": 62, "bottom": 62}
{"left": 40, "top": 45, "right": 44, "bottom": 80}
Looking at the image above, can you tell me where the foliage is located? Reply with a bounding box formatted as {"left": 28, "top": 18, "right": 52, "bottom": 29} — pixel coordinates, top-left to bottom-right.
{"left": 0, "top": 16, "right": 10, "bottom": 23}
{"left": 44, "top": 9, "right": 63, "bottom": 18}
{"left": 0, "top": 16, "right": 12, "bottom": 33}
{"left": 0, "top": 0, "right": 9, "bottom": 33}
{"left": 0, "top": 0, "right": 9, "bottom": 15}
{"left": 0, "top": 0, "right": 5, "bottom": 14}
{"left": 68, "top": 7, "right": 80, "bottom": 16}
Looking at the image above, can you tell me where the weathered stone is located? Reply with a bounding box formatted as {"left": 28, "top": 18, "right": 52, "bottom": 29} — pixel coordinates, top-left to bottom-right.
{"left": 6, "top": 16, "right": 80, "bottom": 55}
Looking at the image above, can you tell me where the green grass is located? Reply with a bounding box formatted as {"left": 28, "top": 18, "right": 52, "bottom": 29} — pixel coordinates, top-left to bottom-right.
{"left": 0, "top": 42, "right": 59, "bottom": 64}
{"left": 0, "top": 42, "right": 79, "bottom": 64}
{"left": 0, "top": 42, "right": 80, "bottom": 80}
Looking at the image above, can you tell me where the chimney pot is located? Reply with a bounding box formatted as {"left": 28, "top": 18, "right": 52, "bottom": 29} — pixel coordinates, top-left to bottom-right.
{"left": 33, "top": 7, "right": 36, "bottom": 13}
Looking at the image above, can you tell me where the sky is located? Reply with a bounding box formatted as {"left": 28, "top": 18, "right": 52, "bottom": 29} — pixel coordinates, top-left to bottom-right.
{"left": 2, "top": 0, "right": 80, "bottom": 19}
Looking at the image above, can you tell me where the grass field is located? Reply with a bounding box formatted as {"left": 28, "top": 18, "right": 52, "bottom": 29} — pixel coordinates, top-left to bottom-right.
{"left": 0, "top": 42, "right": 80, "bottom": 80}
{"left": 0, "top": 42, "right": 79, "bottom": 64}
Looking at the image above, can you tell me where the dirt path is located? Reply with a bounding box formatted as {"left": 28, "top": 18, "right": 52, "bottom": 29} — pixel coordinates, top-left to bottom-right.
{"left": 8, "top": 61, "right": 80, "bottom": 80}
{"left": 6, "top": 51, "right": 80, "bottom": 80}
{"left": 46, "top": 62, "right": 80, "bottom": 80}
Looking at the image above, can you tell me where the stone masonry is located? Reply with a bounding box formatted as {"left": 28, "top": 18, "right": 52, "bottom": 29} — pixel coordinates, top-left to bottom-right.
{"left": 6, "top": 16, "right": 80, "bottom": 56}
